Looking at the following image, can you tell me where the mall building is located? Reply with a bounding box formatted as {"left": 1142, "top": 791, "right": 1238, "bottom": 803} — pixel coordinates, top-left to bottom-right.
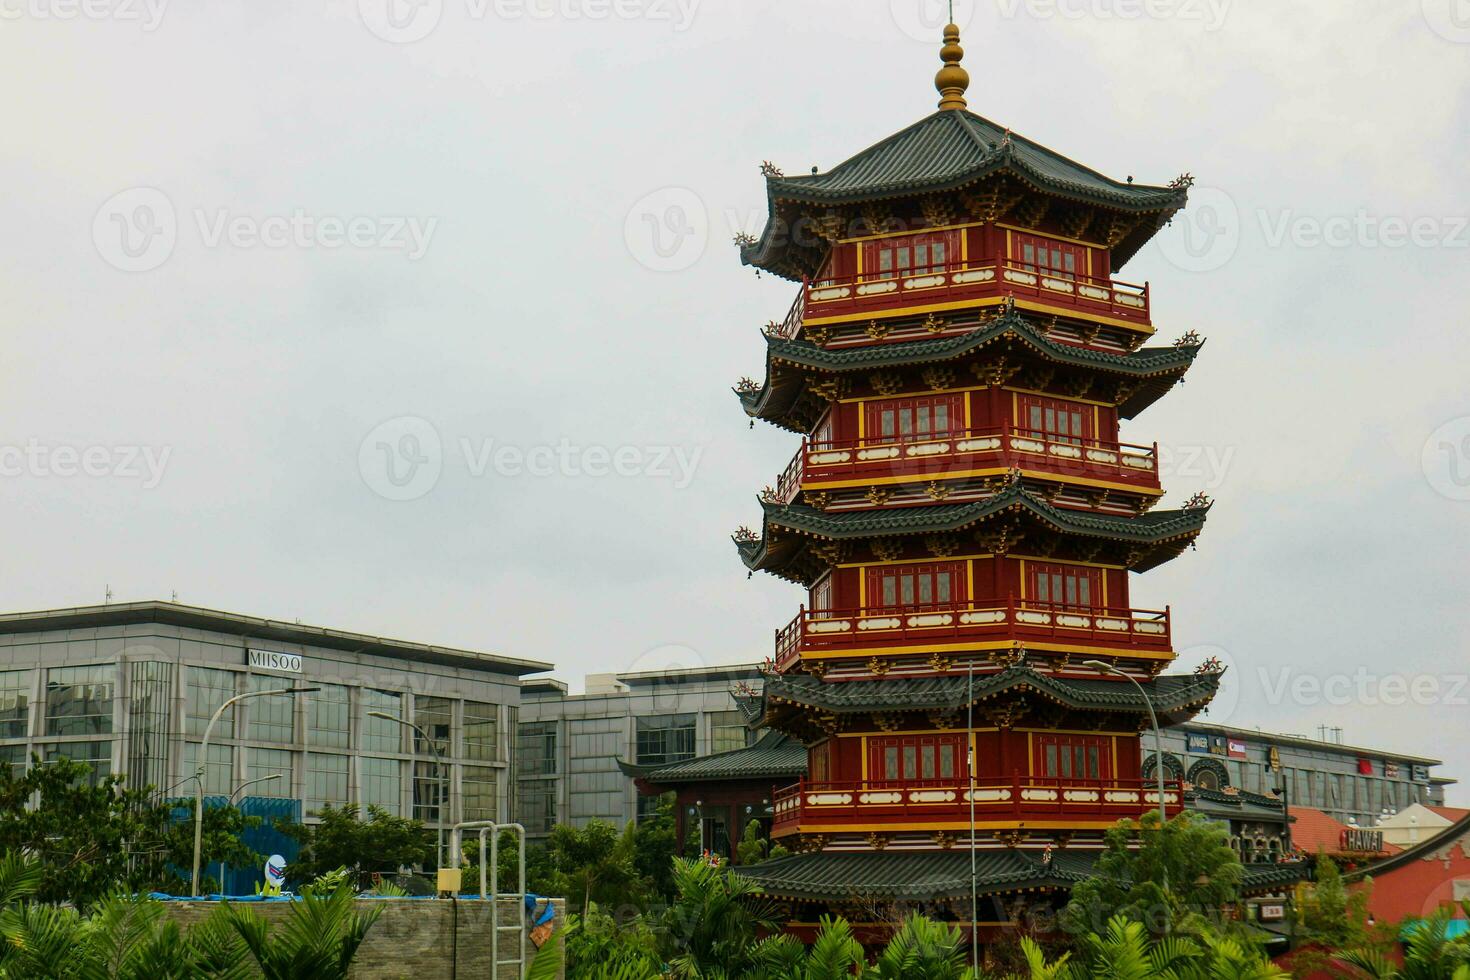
{"left": 0, "top": 602, "right": 550, "bottom": 831}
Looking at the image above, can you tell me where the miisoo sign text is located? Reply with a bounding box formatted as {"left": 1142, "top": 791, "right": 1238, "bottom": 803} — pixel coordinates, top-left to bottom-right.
{"left": 247, "top": 648, "right": 303, "bottom": 674}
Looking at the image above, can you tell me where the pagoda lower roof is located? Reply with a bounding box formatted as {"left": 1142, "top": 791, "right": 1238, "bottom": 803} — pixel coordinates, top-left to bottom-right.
{"left": 737, "top": 848, "right": 1300, "bottom": 903}
{"left": 759, "top": 666, "right": 1222, "bottom": 727}
{"left": 735, "top": 484, "right": 1208, "bottom": 577}
{"left": 737, "top": 312, "right": 1201, "bottom": 431}
{"left": 618, "top": 730, "right": 806, "bottom": 785}
{"left": 741, "top": 110, "right": 1187, "bottom": 279}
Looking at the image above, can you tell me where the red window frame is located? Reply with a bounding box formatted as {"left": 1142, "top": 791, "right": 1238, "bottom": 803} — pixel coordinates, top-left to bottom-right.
{"left": 1034, "top": 734, "right": 1112, "bottom": 782}
{"left": 869, "top": 734, "right": 965, "bottom": 785}
{"left": 810, "top": 573, "right": 833, "bottom": 616}
{"left": 866, "top": 561, "right": 966, "bottom": 613}
{"left": 864, "top": 394, "right": 965, "bottom": 445}
{"left": 862, "top": 231, "right": 960, "bottom": 280}
{"left": 1028, "top": 562, "right": 1102, "bottom": 611}
{"left": 1016, "top": 394, "right": 1092, "bottom": 445}
{"left": 1012, "top": 232, "right": 1089, "bottom": 281}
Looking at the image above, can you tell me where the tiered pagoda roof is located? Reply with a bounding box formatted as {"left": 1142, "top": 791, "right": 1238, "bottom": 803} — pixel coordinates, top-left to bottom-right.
{"left": 742, "top": 109, "right": 1188, "bottom": 281}
{"left": 738, "top": 310, "right": 1203, "bottom": 433}
{"left": 618, "top": 729, "right": 807, "bottom": 786}
{"left": 740, "top": 848, "right": 1302, "bottom": 903}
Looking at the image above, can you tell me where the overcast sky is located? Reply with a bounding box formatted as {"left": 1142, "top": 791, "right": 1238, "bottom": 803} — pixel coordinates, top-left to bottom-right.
{"left": 2, "top": 0, "right": 1467, "bottom": 802}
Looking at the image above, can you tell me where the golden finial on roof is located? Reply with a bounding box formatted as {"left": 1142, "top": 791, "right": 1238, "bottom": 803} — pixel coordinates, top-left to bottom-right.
{"left": 935, "top": 23, "right": 969, "bottom": 111}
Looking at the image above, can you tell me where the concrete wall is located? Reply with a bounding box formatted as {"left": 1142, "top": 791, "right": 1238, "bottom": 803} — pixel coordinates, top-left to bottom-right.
{"left": 161, "top": 897, "right": 565, "bottom": 980}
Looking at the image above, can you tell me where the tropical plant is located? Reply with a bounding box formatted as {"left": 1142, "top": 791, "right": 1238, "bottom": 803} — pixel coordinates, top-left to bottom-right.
{"left": 1065, "top": 811, "right": 1243, "bottom": 937}
{"left": 662, "top": 856, "right": 781, "bottom": 978}
{"left": 565, "top": 903, "right": 664, "bottom": 978}
{"left": 734, "top": 819, "right": 789, "bottom": 868}
{"left": 222, "top": 884, "right": 383, "bottom": 980}
{"left": 865, "top": 913, "right": 976, "bottom": 979}
{"left": 1338, "top": 901, "right": 1470, "bottom": 979}
{"left": 538, "top": 819, "right": 645, "bottom": 915}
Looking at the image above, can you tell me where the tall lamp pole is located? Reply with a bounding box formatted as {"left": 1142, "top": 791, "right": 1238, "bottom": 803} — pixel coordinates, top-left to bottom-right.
{"left": 217, "top": 774, "right": 284, "bottom": 895}
{"left": 192, "top": 685, "right": 318, "bottom": 897}
{"left": 369, "top": 711, "right": 448, "bottom": 871}
{"left": 1084, "top": 660, "right": 1169, "bottom": 896}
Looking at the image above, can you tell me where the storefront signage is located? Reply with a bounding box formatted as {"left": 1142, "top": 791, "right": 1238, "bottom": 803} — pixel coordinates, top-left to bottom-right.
{"left": 1412, "top": 764, "right": 1431, "bottom": 783}
{"left": 1187, "top": 733, "right": 1210, "bottom": 754}
{"left": 1357, "top": 758, "right": 1374, "bottom": 775}
{"left": 247, "top": 649, "right": 303, "bottom": 674}
{"left": 1209, "top": 735, "right": 1229, "bottom": 757}
{"left": 1267, "top": 746, "right": 1281, "bottom": 771}
{"left": 1259, "top": 904, "right": 1285, "bottom": 921}
{"left": 1340, "top": 828, "right": 1384, "bottom": 853}
{"left": 1228, "top": 739, "right": 1247, "bottom": 759}
{"left": 1383, "top": 761, "right": 1401, "bottom": 778}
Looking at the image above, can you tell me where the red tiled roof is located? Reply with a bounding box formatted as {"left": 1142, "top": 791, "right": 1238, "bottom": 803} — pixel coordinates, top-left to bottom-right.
{"left": 1291, "top": 807, "right": 1401, "bottom": 857}
{"left": 1428, "top": 806, "right": 1470, "bottom": 823}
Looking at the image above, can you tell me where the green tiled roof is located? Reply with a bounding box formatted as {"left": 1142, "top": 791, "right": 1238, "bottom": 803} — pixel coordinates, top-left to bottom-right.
{"left": 761, "top": 666, "right": 1222, "bottom": 725}
{"left": 735, "top": 484, "right": 1208, "bottom": 576}
{"left": 742, "top": 110, "right": 1187, "bottom": 278}
{"left": 737, "top": 313, "right": 1201, "bottom": 429}
{"left": 736, "top": 848, "right": 1299, "bottom": 902}
{"left": 764, "top": 111, "right": 1181, "bottom": 209}
{"left": 619, "top": 730, "right": 807, "bottom": 785}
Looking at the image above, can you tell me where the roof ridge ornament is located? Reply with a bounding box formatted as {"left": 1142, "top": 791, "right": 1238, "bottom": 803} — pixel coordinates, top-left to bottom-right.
{"left": 935, "top": 23, "right": 970, "bottom": 111}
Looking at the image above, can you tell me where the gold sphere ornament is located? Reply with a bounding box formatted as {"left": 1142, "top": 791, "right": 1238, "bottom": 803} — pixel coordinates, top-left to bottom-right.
{"left": 935, "top": 24, "right": 970, "bottom": 111}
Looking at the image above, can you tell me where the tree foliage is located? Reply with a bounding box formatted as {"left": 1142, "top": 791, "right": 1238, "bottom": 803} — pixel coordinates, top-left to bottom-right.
{"left": 1064, "top": 810, "right": 1244, "bottom": 936}
{"left": 279, "top": 804, "right": 434, "bottom": 888}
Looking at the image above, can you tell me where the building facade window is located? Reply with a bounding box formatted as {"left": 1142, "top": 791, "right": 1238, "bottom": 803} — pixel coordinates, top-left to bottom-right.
{"left": 636, "top": 714, "right": 695, "bottom": 767}
{"left": 413, "top": 760, "right": 446, "bottom": 823}
{"left": 518, "top": 779, "right": 557, "bottom": 834}
{"left": 463, "top": 702, "right": 498, "bottom": 762}
{"left": 866, "top": 561, "right": 965, "bottom": 612}
{"left": 1029, "top": 562, "right": 1101, "bottom": 610}
{"left": 517, "top": 722, "right": 557, "bottom": 776}
{"left": 414, "top": 697, "right": 453, "bottom": 758}
{"left": 361, "top": 691, "right": 403, "bottom": 753}
{"left": 361, "top": 757, "right": 402, "bottom": 816}
{"left": 0, "top": 670, "right": 32, "bottom": 739}
{"left": 184, "top": 742, "right": 234, "bottom": 797}
{"left": 246, "top": 676, "right": 296, "bottom": 744}
{"left": 45, "top": 666, "right": 113, "bottom": 737}
{"left": 0, "top": 745, "right": 26, "bottom": 777}
{"left": 863, "top": 394, "right": 964, "bottom": 445}
{"left": 186, "top": 668, "right": 237, "bottom": 738}
{"left": 306, "top": 753, "right": 349, "bottom": 814}
{"left": 1016, "top": 394, "right": 1093, "bottom": 445}
{"left": 44, "top": 740, "right": 111, "bottom": 785}
{"left": 308, "top": 685, "right": 350, "bottom": 751}
{"left": 462, "top": 766, "right": 497, "bottom": 822}
{"left": 709, "top": 711, "right": 750, "bottom": 754}
{"left": 247, "top": 748, "right": 293, "bottom": 797}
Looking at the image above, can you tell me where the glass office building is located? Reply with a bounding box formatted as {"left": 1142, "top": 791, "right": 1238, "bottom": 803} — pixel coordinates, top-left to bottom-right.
{"left": 0, "top": 602, "right": 550, "bottom": 832}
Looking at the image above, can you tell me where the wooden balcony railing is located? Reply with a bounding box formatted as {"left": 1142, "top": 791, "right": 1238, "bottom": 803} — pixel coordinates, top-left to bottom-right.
{"left": 771, "top": 775, "right": 1183, "bottom": 836}
{"left": 775, "top": 429, "right": 1160, "bottom": 501}
{"left": 779, "top": 259, "right": 1149, "bottom": 334}
{"left": 774, "top": 597, "right": 1171, "bottom": 670}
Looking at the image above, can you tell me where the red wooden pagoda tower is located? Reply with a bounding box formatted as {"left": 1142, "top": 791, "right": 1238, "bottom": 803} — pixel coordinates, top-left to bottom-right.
{"left": 728, "top": 25, "right": 1282, "bottom": 942}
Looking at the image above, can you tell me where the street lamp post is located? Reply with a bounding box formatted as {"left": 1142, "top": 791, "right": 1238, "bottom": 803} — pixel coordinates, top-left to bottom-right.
{"left": 192, "top": 686, "right": 319, "bottom": 897}
{"left": 1083, "top": 660, "right": 1169, "bottom": 897}
{"left": 217, "top": 774, "right": 284, "bottom": 895}
{"left": 369, "top": 711, "right": 448, "bottom": 871}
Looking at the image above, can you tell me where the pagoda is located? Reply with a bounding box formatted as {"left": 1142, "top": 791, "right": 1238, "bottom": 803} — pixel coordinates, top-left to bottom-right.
{"left": 729, "top": 25, "right": 1294, "bottom": 943}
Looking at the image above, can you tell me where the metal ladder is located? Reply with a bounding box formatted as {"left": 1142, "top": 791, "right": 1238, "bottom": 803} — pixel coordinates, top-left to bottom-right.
{"left": 450, "top": 821, "right": 527, "bottom": 978}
